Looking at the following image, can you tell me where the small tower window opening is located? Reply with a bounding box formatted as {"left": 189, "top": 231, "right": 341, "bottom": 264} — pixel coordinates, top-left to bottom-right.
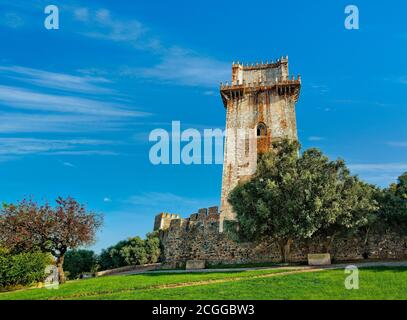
{"left": 257, "top": 123, "right": 267, "bottom": 137}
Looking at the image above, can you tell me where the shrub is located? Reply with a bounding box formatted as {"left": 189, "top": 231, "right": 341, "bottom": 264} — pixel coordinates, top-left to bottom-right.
{"left": 98, "top": 232, "right": 161, "bottom": 270}
{"left": 377, "top": 172, "right": 407, "bottom": 234}
{"left": 0, "top": 248, "right": 51, "bottom": 289}
{"left": 145, "top": 232, "right": 161, "bottom": 263}
{"left": 120, "top": 237, "right": 147, "bottom": 265}
{"left": 63, "top": 250, "right": 98, "bottom": 279}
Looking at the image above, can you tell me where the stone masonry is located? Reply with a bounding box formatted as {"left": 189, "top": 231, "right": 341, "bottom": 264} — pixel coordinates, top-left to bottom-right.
{"left": 219, "top": 57, "right": 301, "bottom": 229}
{"left": 154, "top": 206, "right": 407, "bottom": 267}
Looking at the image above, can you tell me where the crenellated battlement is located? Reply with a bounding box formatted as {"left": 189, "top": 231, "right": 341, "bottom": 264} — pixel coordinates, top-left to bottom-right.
{"left": 220, "top": 56, "right": 300, "bottom": 108}
{"left": 231, "top": 56, "right": 288, "bottom": 69}
{"left": 224, "top": 56, "right": 297, "bottom": 89}
{"left": 154, "top": 212, "right": 181, "bottom": 231}
{"left": 154, "top": 206, "right": 220, "bottom": 232}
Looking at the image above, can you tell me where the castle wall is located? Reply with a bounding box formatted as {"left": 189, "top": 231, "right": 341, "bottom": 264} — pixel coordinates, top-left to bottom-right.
{"left": 157, "top": 208, "right": 407, "bottom": 267}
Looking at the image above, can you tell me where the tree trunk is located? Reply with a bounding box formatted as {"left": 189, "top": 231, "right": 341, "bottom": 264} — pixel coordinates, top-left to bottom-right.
{"left": 362, "top": 227, "right": 370, "bottom": 259}
{"left": 56, "top": 255, "right": 65, "bottom": 284}
{"left": 323, "top": 235, "right": 335, "bottom": 253}
{"left": 278, "top": 239, "right": 293, "bottom": 263}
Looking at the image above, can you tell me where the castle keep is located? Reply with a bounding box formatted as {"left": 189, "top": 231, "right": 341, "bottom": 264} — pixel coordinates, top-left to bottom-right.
{"left": 219, "top": 58, "right": 301, "bottom": 228}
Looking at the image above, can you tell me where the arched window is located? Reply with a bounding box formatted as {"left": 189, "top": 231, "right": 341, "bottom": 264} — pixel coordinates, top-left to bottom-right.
{"left": 257, "top": 123, "right": 267, "bottom": 137}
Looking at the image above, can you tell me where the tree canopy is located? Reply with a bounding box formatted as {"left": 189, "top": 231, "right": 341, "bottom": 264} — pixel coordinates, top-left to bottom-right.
{"left": 0, "top": 197, "right": 103, "bottom": 283}
{"left": 99, "top": 232, "right": 161, "bottom": 270}
{"left": 377, "top": 172, "right": 407, "bottom": 233}
{"left": 228, "top": 140, "right": 378, "bottom": 261}
{"left": 63, "top": 249, "right": 98, "bottom": 279}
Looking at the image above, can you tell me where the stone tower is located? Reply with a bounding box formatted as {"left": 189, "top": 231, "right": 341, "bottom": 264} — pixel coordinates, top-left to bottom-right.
{"left": 219, "top": 57, "right": 301, "bottom": 230}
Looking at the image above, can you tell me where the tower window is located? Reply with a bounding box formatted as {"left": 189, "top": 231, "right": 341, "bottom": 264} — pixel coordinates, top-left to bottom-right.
{"left": 257, "top": 123, "right": 267, "bottom": 136}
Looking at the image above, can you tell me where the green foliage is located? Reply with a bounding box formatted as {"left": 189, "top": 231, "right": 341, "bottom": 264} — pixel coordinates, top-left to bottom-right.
{"left": 0, "top": 248, "right": 51, "bottom": 289}
{"left": 99, "top": 240, "right": 128, "bottom": 270}
{"left": 222, "top": 220, "right": 240, "bottom": 242}
{"left": 144, "top": 232, "right": 161, "bottom": 264}
{"left": 377, "top": 172, "right": 407, "bottom": 234}
{"left": 120, "top": 237, "right": 147, "bottom": 265}
{"left": 228, "top": 140, "right": 378, "bottom": 259}
{"left": 98, "top": 232, "right": 161, "bottom": 270}
{"left": 0, "top": 197, "right": 103, "bottom": 283}
{"left": 63, "top": 250, "right": 98, "bottom": 280}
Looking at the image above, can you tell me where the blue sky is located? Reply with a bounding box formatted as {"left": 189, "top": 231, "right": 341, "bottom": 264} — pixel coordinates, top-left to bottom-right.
{"left": 0, "top": 0, "right": 406, "bottom": 252}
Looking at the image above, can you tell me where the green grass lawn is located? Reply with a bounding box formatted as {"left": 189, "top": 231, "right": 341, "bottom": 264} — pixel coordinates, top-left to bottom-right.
{"left": 1, "top": 267, "right": 406, "bottom": 300}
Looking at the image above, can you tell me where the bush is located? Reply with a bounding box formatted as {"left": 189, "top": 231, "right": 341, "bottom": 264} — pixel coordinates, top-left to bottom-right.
{"left": 98, "top": 232, "right": 161, "bottom": 270}
{"left": 377, "top": 172, "right": 407, "bottom": 234}
{"left": 120, "top": 237, "right": 147, "bottom": 265}
{"left": 0, "top": 248, "right": 51, "bottom": 289}
{"left": 145, "top": 232, "right": 161, "bottom": 263}
{"left": 63, "top": 250, "right": 98, "bottom": 279}
{"left": 99, "top": 240, "right": 129, "bottom": 270}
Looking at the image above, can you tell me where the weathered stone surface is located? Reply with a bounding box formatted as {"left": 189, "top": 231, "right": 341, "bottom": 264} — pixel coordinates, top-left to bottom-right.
{"left": 156, "top": 206, "right": 407, "bottom": 266}
{"left": 163, "top": 225, "right": 407, "bottom": 265}
{"left": 154, "top": 213, "right": 180, "bottom": 231}
{"left": 219, "top": 59, "right": 301, "bottom": 228}
{"left": 186, "top": 260, "right": 206, "bottom": 270}
{"left": 308, "top": 253, "right": 331, "bottom": 266}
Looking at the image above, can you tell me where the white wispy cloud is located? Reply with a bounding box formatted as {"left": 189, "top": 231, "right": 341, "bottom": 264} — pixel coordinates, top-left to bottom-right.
{"left": 2, "top": 3, "right": 229, "bottom": 88}
{"left": 308, "top": 83, "right": 329, "bottom": 94}
{"left": 0, "top": 65, "right": 113, "bottom": 94}
{"left": 0, "top": 137, "right": 113, "bottom": 156}
{"left": 127, "top": 192, "right": 199, "bottom": 207}
{"left": 348, "top": 163, "right": 407, "bottom": 187}
{"left": 203, "top": 90, "right": 217, "bottom": 96}
{"left": 72, "top": 7, "right": 153, "bottom": 48}
{"left": 308, "top": 136, "right": 325, "bottom": 141}
{"left": 0, "top": 112, "right": 129, "bottom": 133}
{"left": 0, "top": 12, "right": 24, "bottom": 28}
{"left": 348, "top": 163, "right": 407, "bottom": 172}
{"left": 0, "top": 85, "right": 146, "bottom": 117}
{"left": 396, "top": 77, "right": 407, "bottom": 84}
{"left": 332, "top": 99, "right": 393, "bottom": 108}
{"left": 62, "top": 161, "right": 75, "bottom": 168}
{"left": 69, "top": 7, "right": 228, "bottom": 87}
{"left": 125, "top": 192, "right": 218, "bottom": 215}
{"left": 387, "top": 141, "right": 407, "bottom": 148}
{"left": 49, "top": 150, "right": 119, "bottom": 156}
{"left": 0, "top": 63, "right": 151, "bottom": 134}
{"left": 0, "top": 155, "right": 16, "bottom": 163}
{"left": 127, "top": 47, "right": 229, "bottom": 87}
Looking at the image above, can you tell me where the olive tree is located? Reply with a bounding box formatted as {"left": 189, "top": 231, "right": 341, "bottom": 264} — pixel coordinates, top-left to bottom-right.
{"left": 0, "top": 197, "right": 103, "bottom": 283}
{"left": 228, "top": 140, "right": 377, "bottom": 262}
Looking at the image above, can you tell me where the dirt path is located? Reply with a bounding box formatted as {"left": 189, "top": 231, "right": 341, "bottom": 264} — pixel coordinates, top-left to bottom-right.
{"left": 120, "top": 260, "right": 407, "bottom": 275}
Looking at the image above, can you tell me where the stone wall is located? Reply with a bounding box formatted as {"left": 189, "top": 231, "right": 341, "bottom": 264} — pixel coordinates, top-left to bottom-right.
{"left": 155, "top": 207, "right": 407, "bottom": 267}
